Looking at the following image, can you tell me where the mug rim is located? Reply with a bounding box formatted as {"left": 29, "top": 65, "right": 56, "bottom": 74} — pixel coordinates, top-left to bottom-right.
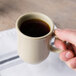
{"left": 16, "top": 12, "right": 54, "bottom": 39}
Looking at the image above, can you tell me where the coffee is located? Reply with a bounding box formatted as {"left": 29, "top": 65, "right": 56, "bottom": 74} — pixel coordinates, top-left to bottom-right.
{"left": 19, "top": 19, "right": 50, "bottom": 37}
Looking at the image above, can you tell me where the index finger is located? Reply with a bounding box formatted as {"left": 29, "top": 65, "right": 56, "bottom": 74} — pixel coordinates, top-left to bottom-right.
{"left": 55, "top": 29, "right": 76, "bottom": 46}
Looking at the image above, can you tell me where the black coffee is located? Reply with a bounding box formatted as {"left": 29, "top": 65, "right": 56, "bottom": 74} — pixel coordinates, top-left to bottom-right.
{"left": 19, "top": 19, "right": 50, "bottom": 37}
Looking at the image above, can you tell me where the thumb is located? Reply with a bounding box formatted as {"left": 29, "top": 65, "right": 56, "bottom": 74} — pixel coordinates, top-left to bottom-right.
{"left": 55, "top": 29, "right": 76, "bottom": 46}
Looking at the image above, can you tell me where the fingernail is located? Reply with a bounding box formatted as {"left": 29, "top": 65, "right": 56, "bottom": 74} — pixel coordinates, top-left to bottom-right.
{"left": 55, "top": 29, "right": 61, "bottom": 34}
{"left": 65, "top": 51, "right": 73, "bottom": 59}
{"left": 56, "top": 29, "right": 61, "bottom": 32}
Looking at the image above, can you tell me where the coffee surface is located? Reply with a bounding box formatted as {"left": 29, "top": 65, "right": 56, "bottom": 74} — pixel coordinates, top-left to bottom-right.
{"left": 20, "top": 19, "right": 50, "bottom": 37}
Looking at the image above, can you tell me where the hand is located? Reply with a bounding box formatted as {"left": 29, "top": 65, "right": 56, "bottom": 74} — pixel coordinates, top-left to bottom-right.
{"left": 55, "top": 29, "right": 76, "bottom": 70}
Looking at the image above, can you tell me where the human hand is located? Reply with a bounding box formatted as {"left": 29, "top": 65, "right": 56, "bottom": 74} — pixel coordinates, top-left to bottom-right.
{"left": 55, "top": 29, "right": 76, "bottom": 70}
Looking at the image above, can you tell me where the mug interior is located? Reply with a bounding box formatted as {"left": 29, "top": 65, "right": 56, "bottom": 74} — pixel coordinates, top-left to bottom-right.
{"left": 16, "top": 12, "right": 54, "bottom": 39}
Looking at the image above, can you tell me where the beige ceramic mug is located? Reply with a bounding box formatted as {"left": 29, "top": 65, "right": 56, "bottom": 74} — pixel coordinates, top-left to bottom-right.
{"left": 16, "top": 12, "right": 62, "bottom": 64}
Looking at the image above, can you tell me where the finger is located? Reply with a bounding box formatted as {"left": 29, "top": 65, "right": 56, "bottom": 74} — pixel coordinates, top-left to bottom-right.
{"left": 66, "top": 57, "right": 76, "bottom": 69}
{"left": 59, "top": 50, "right": 74, "bottom": 61}
{"left": 54, "top": 39, "right": 66, "bottom": 50}
{"left": 55, "top": 29, "right": 76, "bottom": 46}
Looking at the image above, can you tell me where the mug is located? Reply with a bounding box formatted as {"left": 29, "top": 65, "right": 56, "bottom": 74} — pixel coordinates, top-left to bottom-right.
{"left": 16, "top": 12, "right": 61, "bottom": 64}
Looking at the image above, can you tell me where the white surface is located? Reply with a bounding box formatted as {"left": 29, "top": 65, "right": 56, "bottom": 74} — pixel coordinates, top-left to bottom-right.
{"left": 0, "top": 28, "right": 76, "bottom": 76}
{"left": 0, "top": 29, "right": 17, "bottom": 55}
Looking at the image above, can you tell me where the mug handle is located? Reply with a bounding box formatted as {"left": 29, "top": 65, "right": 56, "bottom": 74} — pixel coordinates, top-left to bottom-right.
{"left": 49, "top": 32, "right": 63, "bottom": 53}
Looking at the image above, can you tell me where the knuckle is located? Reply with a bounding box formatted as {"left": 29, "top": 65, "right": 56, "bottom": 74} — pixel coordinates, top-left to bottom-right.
{"left": 69, "top": 64, "right": 76, "bottom": 69}
{"left": 67, "top": 58, "right": 76, "bottom": 69}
